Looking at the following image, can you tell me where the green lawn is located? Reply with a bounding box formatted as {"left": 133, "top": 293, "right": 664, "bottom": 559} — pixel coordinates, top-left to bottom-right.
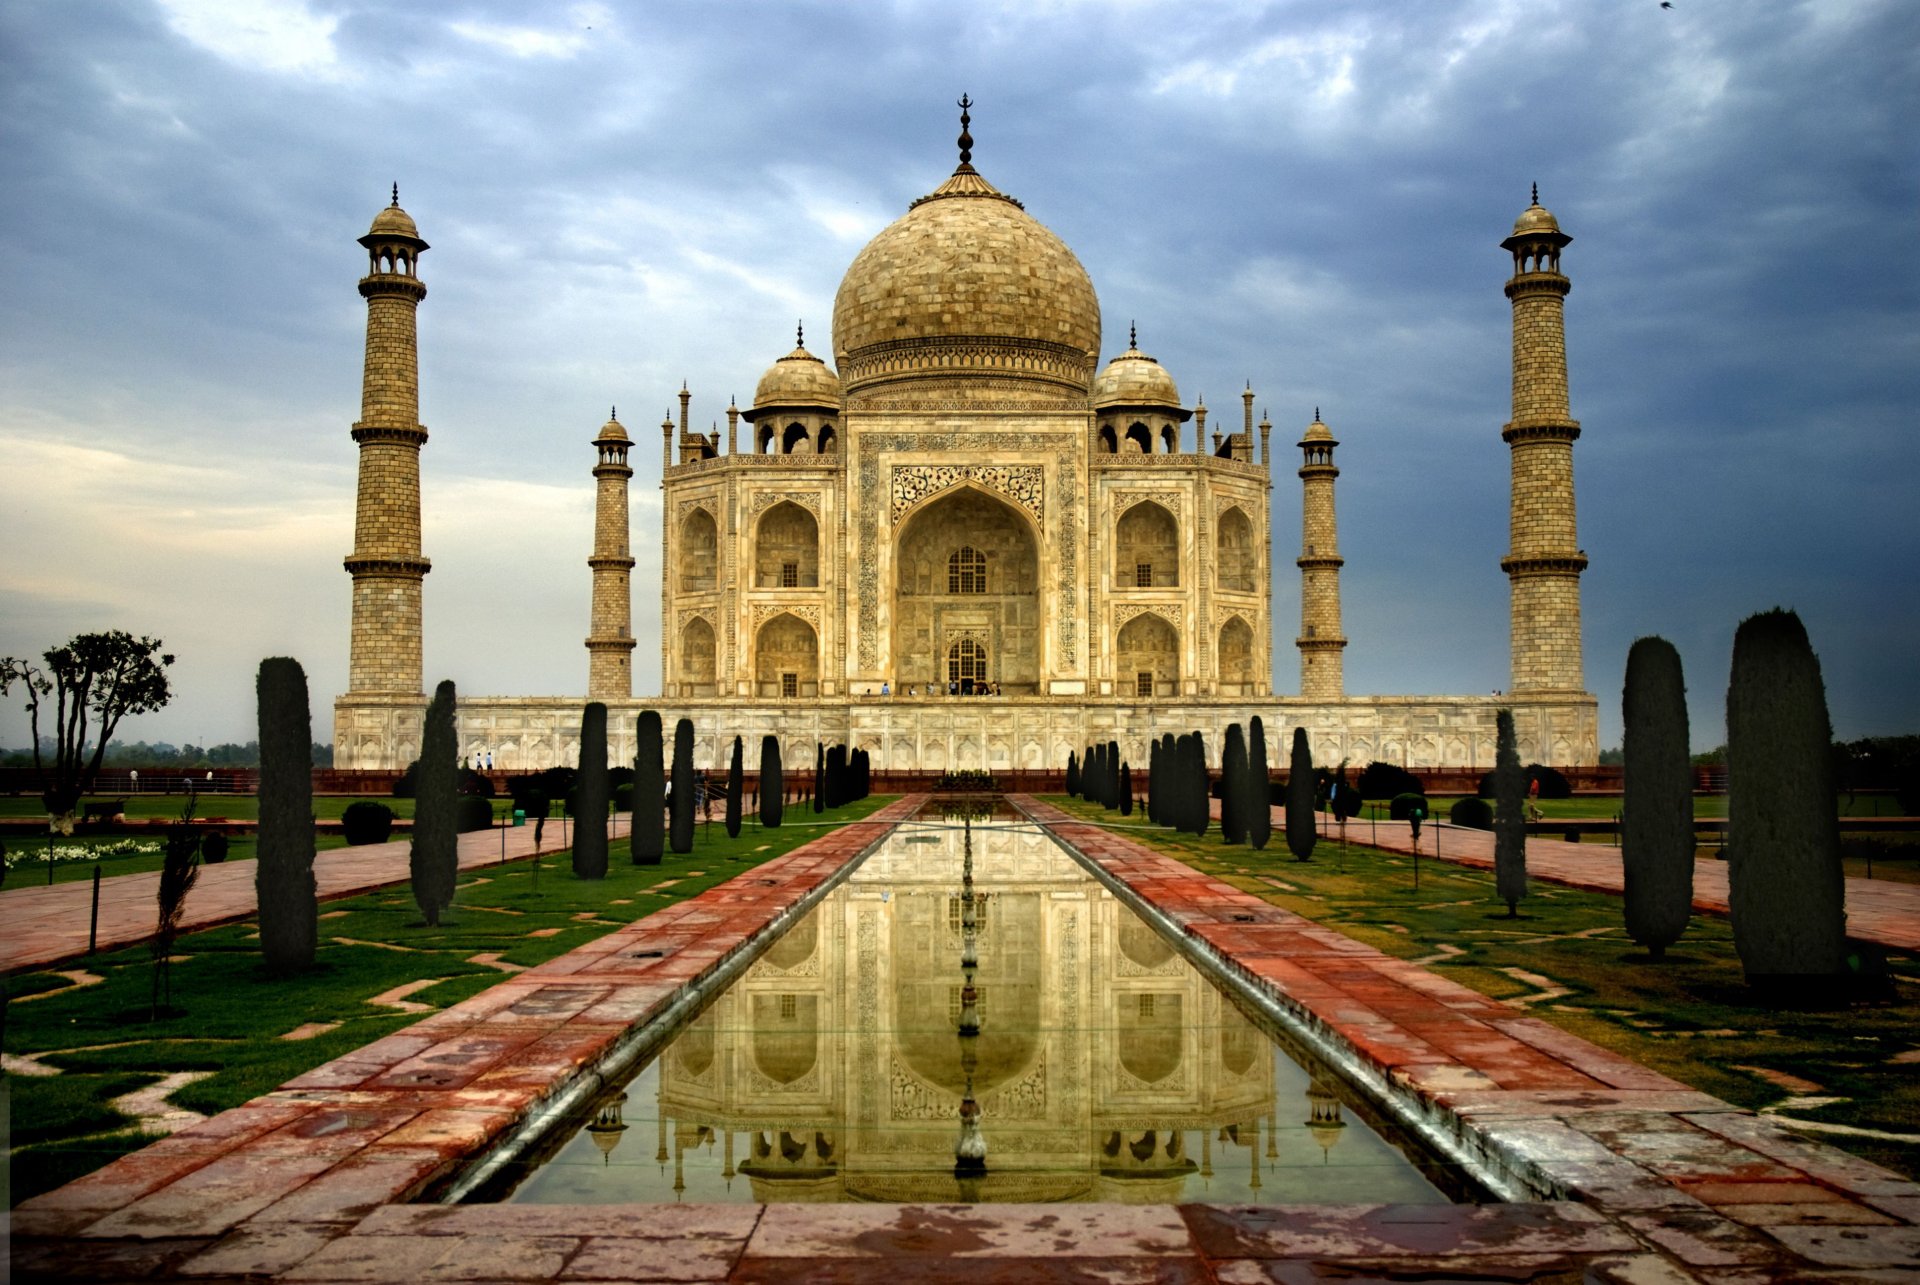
{"left": 2, "top": 833, "right": 355, "bottom": 887}
{"left": 0, "top": 794, "right": 422, "bottom": 822}
{"left": 1047, "top": 795, "right": 1920, "bottom": 1182}
{"left": 2, "top": 796, "right": 895, "bottom": 1207}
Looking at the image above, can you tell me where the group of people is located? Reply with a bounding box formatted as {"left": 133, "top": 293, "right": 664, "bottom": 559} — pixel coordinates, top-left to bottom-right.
{"left": 877, "top": 680, "right": 1005, "bottom": 697}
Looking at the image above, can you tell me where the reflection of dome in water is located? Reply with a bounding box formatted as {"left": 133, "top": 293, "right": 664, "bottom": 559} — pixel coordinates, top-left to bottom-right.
{"left": 1306, "top": 1077, "right": 1347, "bottom": 1161}
{"left": 584, "top": 1090, "right": 627, "bottom": 1164}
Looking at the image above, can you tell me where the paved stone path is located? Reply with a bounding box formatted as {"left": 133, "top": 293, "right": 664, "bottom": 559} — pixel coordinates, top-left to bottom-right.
{"left": 15, "top": 793, "right": 1920, "bottom": 1280}
{"left": 0, "top": 817, "right": 626, "bottom": 975}
{"left": 1288, "top": 807, "right": 1920, "bottom": 955}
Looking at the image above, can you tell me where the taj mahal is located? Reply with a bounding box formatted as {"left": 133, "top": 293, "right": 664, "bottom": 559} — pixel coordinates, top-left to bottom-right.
{"left": 332, "top": 106, "right": 1598, "bottom": 774}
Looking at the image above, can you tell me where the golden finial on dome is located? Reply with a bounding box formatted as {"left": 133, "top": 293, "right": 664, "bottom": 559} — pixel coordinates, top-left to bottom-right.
{"left": 1531, "top": 181, "right": 1539, "bottom": 206}
{"left": 1129, "top": 320, "right": 1137, "bottom": 350}
{"left": 796, "top": 320, "right": 804, "bottom": 348}
{"left": 391, "top": 182, "right": 399, "bottom": 207}
{"left": 956, "top": 93, "right": 975, "bottom": 171}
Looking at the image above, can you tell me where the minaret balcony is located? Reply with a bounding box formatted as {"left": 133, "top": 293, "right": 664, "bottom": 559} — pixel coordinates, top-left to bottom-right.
{"left": 1500, "top": 420, "right": 1582, "bottom": 445}
{"left": 1500, "top": 553, "right": 1589, "bottom": 577}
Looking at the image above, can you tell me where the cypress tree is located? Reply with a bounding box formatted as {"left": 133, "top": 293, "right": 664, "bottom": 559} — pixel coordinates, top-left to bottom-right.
{"left": 1248, "top": 716, "right": 1272, "bottom": 851}
{"left": 633, "top": 711, "right": 664, "bottom": 864}
{"left": 1726, "top": 608, "right": 1846, "bottom": 992}
{"left": 573, "top": 702, "right": 609, "bottom": 879}
{"left": 1221, "top": 723, "right": 1248, "bottom": 844}
{"left": 1119, "top": 761, "right": 1134, "bottom": 816}
{"left": 1065, "top": 749, "right": 1080, "bottom": 798}
{"left": 830, "top": 744, "right": 847, "bottom": 808}
{"left": 1286, "top": 726, "right": 1317, "bottom": 862}
{"left": 1622, "top": 637, "right": 1693, "bottom": 958}
{"left": 1106, "top": 740, "right": 1121, "bottom": 809}
{"left": 1494, "top": 709, "right": 1527, "bottom": 916}
{"left": 411, "top": 679, "right": 459, "bottom": 926}
{"left": 670, "top": 718, "right": 695, "bottom": 854}
{"left": 1146, "top": 739, "right": 1160, "bottom": 824}
{"left": 760, "top": 734, "right": 784, "bottom": 828}
{"left": 1087, "top": 743, "right": 1103, "bottom": 807}
{"left": 725, "top": 736, "right": 744, "bottom": 838}
{"left": 813, "top": 742, "right": 826, "bottom": 813}
{"left": 1191, "top": 732, "right": 1211, "bottom": 837}
{"left": 1159, "top": 734, "right": 1177, "bottom": 827}
{"left": 255, "top": 657, "right": 316, "bottom": 971}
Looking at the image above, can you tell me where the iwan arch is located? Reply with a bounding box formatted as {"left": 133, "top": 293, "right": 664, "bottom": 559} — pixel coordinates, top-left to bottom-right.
{"left": 333, "top": 112, "right": 1598, "bottom": 774}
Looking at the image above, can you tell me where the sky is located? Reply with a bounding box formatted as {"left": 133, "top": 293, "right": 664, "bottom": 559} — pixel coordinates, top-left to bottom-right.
{"left": 2, "top": 0, "right": 1915, "bottom": 755}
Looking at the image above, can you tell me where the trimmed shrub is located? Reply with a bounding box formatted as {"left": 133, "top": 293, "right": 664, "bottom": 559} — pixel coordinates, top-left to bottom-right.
{"left": 202, "top": 832, "right": 229, "bottom": 863}
{"left": 813, "top": 742, "right": 826, "bottom": 814}
{"left": 1221, "top": 724, "right": 1247, "bottom": 844}
{"left": 760, "top": 734, "right": 783, "bottom": 828}
{"left": 342, "top": 800, "right": 395, "bottom": 845}
{"left": 1526, "top": 764, "right": 1572, "bottom": 799}
{"left": 1387, "top": 793, "right": 1429, "bottom": 821}
{"left": 1248, "top": 717, "right": 1271, "bottom": 851}
{"left": 455, "top": 795, "right": 493, "bottom": 834}
{"left": 572, "top": 702, "right": 608, "bottom": 879}
{"left": 1358, "top": 761, "right": 1423, "bottom": 800}
{"left": 254, "top": 655, "right": 321, "bottom": 970}
{"left": 613, "top": 782, "right": 634, "bottom": 812}
{"left": 670, "top": 719, "right": 695, "bottom": 854}
{"left": 725, "top": 736, "right": 743, "bottom": 838}
{"left": 634, "top": 711, "right": 664, "bottom": 863}
{"left": 458, "top": 768, "right": 493, "bottom": 798}
{"left": 1286, "top": 727, "right": 1316, "bottom": 862}
{"left": 1119, "top": 762, "right": 1133, "bottom": 817}
{"left": 1494, "top": 709, "right": 1528, "bottom": 917}
{"left": 1065, "top": 750, "right": 1080, "bottom": 798}
{"left": 410, "top": 679, "right": 459, "bottom": 926}
{"left": 1106, "top": 741, "right": 1121, "bottom": 810}
{"left": 1727, "top": 608, "right": 1845, "bottom": 992}
{"left": 1449, "top": 797, "right": 1493, "bottom": 829}
{"left": 1145, "top": 739, "right": 1161, "bottom": 825}
{"left": 1622, "top": 636, "right": 1693, "bottom": 959}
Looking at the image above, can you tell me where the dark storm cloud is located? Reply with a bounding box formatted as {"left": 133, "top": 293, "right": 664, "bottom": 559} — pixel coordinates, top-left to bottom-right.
{"left": 1, "top": 0, "right": 1914, "bottom": 750}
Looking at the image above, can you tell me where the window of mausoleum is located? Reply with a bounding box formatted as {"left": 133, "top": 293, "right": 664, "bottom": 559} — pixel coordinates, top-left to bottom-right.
{"left": 679, "top": 508, "right": 718, "bottom": 592}
{"left": 1115, "top": 501, "right": 1179, "bottom": 588}
{"left": 1217, "top": 506, "right": 1256, "bottom": 593}
{"left": 755, "top": 501, "right": 819, "bottom": 587}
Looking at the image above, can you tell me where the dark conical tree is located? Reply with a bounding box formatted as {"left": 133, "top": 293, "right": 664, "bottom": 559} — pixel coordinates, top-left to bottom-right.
{"left": 1119, "top": 761, "right": 1134, "bottom": 816}
{"left": 1248, "top": 717, "right": 1272, "bottom": 851}
{"left": 1726, "top": 608, "right": 1846, "bottom": 991}
{"left": 1221, "top": 724, "right": 1248, "bottom": 844}
{"left": 1087, "top": 743, "right": 1103, "bottom": 808}
{"left": 1105, "top": 741, "right": 1121, "bottom": 810}
{"left": 1494, "top": 709, "right": 1527, "bottom": 916}
{"left": 1146, "top": 739, "right": 1161, "bottom": 824}
{"left": 725, "top": 736, "right": 744, "bottom": 838}
{"left": 670, "top": 718, "right": 695, "bottom": 854}
{"left": 1065, "top": 750, "right": 1080, "bottom": 798}
{"left": 410, "top": 679, "right": 459, "bottom": 926}
{"left": 760, "top": 734, "right": 784, "bottom": 828}
{"left": 829, "top": 744, "right": 847, "bottom": 808}
{"left": 1623, "top": 637, "right": 1693, "bottom": 959}
{"left": 813, "top": 742, "right": 826, "bottom": 813}
{"left": 1286, "top": 726, "right": 1317, "bottom": 862}
{"left": 573, "top": 702, "right": 609, "bottom": 879}
{"left": 633, "top": 711, "right": 664, "bottom": 864}
{"left": 1159, "top": 733, "right": 1178, "bottom": 828}
{"left": 255, "top": 657, "right": 316, "bottom": 971}
{"left": 1191, "top": 732, "right": 1211, "bottom": 837}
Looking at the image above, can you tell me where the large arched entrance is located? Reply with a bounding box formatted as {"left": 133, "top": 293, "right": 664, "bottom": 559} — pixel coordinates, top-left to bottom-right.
{"left": 892, "top": 488, "right": 1039, "bottom": 693}
{"left": 754, "top": 612, "right": 819, "bottom": 698}
{"left": 1116, "top": 611, "right": 1179, "bottom": 698}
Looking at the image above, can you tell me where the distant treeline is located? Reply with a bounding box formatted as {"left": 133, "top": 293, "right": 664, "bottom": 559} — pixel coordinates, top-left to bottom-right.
{"left": 0, "top": 738, "right": 333, "bottom": 770}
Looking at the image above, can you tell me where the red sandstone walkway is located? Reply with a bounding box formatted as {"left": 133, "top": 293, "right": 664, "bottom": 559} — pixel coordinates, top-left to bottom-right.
{"left": 0, "top": 816, "right": 628, "bottom": 975}
{"left": 1289, "top": 807, "right": 1920, "bottom": 956}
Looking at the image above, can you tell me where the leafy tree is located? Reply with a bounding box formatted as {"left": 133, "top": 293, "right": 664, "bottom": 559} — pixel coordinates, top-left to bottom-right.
{"left": 760, "top": 734, "right": 784, "bottom": 828}
{"left": 1622, "top": 636, "right": 1693, "bottom": 959}
{"left": 670, "top": 719, "right": 696, "bottom": 853}
{"left": 256, "top": 657, "right": 316, "bottom": 971}
{"left": 151, "top": 791, "right": 201, "bottom": 1019}
{"left": 1248, "top": 717, "right": 1272, "bottom": 851}
{"left": 1, "top": 631, "right": 175, "bottom": 834}
{"left": 634, "top": 712, "right": 664, "bottom": 864}
{"left": 1065, "top": 749, "right": 1080, "bottom": 798}
{"left": 573, "top": 702, "right": 609, "bottom": 879}
{"left": 410, "top": 680, "right": 459, "bottom": 925}
{"left": 1357, "top": 760, "right": 1422, "bottom": 800}
{"left": 1493, "top": 709, "right": 1527, "bottom": 917}
{"left": 1287, "top": 727, "right": 1317, "bottom": 862}
{"left": 341, "top": 800, "right": 394, "bottom": 845}
{"left": 725, "top": 736, "right": 744, "bottom": 838}
{"left": 1220, "top": 724, "right": 1248, "bottom": 844}
{"left": 1726, "top": 608, "right": 1845, "bottom": 992}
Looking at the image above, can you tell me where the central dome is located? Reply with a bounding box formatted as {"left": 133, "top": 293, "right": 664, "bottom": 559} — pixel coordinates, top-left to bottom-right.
{"left": 831, "top": 164, "right": 1101, "bottom": 403}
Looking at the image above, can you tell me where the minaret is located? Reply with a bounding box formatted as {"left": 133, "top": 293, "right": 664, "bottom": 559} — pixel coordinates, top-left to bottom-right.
{"left": 344, "top": 186, "right": 431, "bottom": 695}
{"left": 1500, "top": 187, "right": 1587, "bottom": 693}
{"left": 1296, "top": 410, "right": 1346, "bottom": 698}
{"left": 587, "top": 410, "right": 636, "bottom": 698}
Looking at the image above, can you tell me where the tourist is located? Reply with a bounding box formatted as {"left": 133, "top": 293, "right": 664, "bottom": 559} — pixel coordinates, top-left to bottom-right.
{"left": 881, "top": 680, "right": 891, "bottom": 696}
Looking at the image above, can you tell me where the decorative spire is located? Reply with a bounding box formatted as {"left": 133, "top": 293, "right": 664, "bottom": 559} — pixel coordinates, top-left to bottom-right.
{"left": 1315, "top": 406, "right": 1321, "bottom": 420}
{"left": 1129, "top": 320, "right": 1137, "bottom": 349}
{"left": 796, "top": 319, "right": 804, "bottom": 348}
{"left": 610, "top": 405, "right": 617, "bottom": 420}
{"left": 956, "top": 93, "right": 974, "bottom": 169}
{"left": 391, "top": 182, "right": 399, "bottom": 207}
{"left": 1531, "top": 181, "right": 1539, "bottom": 206}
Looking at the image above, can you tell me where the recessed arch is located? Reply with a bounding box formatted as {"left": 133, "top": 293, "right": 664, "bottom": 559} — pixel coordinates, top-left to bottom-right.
{"left": 892, "top": 485, "right": 1039, "bottom": 694}
{"left": 782, "top": 421, "right": 810, "bottom": 454}
{"left": 1217, "top": 505, "right": 1256, "bottom": 593}
{"left": 1217, "top": 615, "right": 1255, "bottom": 695}
{"left": 1124, "top": 421, "right": 1153, "bottom": 454}
{"left": 754, "top": 501, "right": 819, "bottom": 587}
{"left": 1116, "top": 611, "right": 1179, "bottom": 697}
{"left": 679, "top": 616, "right": 716, "bottom": 694}
{"left": 679, "top": 507, "right": 718, "bottom": 592}
{"left": 1116, "top": 500, "right": 1179, "bottom": 588}
{"left": 754, "top": 611, "right": 818, "bottom": 698}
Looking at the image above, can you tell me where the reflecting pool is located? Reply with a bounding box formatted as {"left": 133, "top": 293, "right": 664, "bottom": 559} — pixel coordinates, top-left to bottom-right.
{"left": 480, "top": 812, "right": 1467, "bottom": 1205}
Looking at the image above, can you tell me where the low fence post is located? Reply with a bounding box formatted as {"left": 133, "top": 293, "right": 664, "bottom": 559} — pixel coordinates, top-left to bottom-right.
{"left": 88, "top": 864, "right": 101, "bottom": 953}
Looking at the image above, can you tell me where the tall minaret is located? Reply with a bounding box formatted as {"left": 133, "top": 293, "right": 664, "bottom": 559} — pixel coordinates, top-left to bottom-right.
{"left": 587, "top": 410, "right": 635, "bottom": 698}
{"left": 345, "top": 186, "right": 430, "bottom": 695}
{"left": 1500, "top": 187, "right": 1587, "bottom": 694}
{"left": 1296, "top": 410, "right": 1346, "bottom": 698}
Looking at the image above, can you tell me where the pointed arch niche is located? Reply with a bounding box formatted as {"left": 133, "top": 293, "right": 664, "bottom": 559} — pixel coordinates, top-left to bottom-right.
{"left": 679, "top": 617, "right": 717, "bottom": 695}
{"left": 678, "top": 508, "right": 718, "bottom": 592}
{"left": 892, "top": 487, "right": 1039, "bottom": 693}
{"left": 754, "top": 501, "right": 820, "bottom": 587}
{"left": 754, "top": 612, "right": 819, "bottom": 698}
{"left": 1115, "top": 501, "right": 1179, "bottom": 588}
{"left": 1217, "top": 505, "right": 1256, "bottom": 593}
{"left": 1116, "top": 612, "right": 1179, "bottom": 698}
{"left": 1217, "top": 615, "right": 1255, "bottom": 695}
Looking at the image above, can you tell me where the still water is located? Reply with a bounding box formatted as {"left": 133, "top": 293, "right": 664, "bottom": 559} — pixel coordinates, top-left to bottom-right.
{"left": 484, "top": 812, "right": 1465, "bottom": 1205}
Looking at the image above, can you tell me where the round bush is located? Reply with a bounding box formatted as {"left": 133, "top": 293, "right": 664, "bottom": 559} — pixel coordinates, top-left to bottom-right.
{"left": 1449, "top": 797, "right": 1493, "bottom": 830}
{"left": 613, "top": 782, "right": 634, "bottom": 811}
{"left": 390, "top": 761, "right": 419, "bottom": 799}
{"left": 202, "top": 833, "right": 230, "bottom": 863}
{"left": 458, "top": 767, "right": 494, "bottom": 798}
{"left": 1388, "top": 792, "right": 1429, "bottom": 821}
{"left": 456, "top": 795, "right": 494, "bottom": 834}
{"left": 341, "top": 800, "right": 395, "bottom": 845}
{"left": 1357, "top": 761, "right": 1424, "bottom": 800}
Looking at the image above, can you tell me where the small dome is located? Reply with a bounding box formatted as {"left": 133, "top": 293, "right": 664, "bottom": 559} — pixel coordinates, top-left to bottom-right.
{"left": 1094, "top": 338, "right": 1182, "bottom": 411}
{"left": 595, "top": 412, "right": 629, "bottom": 444}
{"left": 747, "top": 341, "right": 841, "bottom": 419}
{"left": 1300, "top": 411, "right": 1335, "bottom": 445}
{"left": 1511, "top": 202, "right": 1561, "bottom": 237}
{"left": 369, "top": 204, "right": 419, "bottom": 238}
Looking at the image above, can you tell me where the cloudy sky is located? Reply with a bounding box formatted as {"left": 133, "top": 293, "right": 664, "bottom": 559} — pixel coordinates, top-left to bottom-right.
{"left": 2, "top": 0, "right": 1915, "bottom": 755}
